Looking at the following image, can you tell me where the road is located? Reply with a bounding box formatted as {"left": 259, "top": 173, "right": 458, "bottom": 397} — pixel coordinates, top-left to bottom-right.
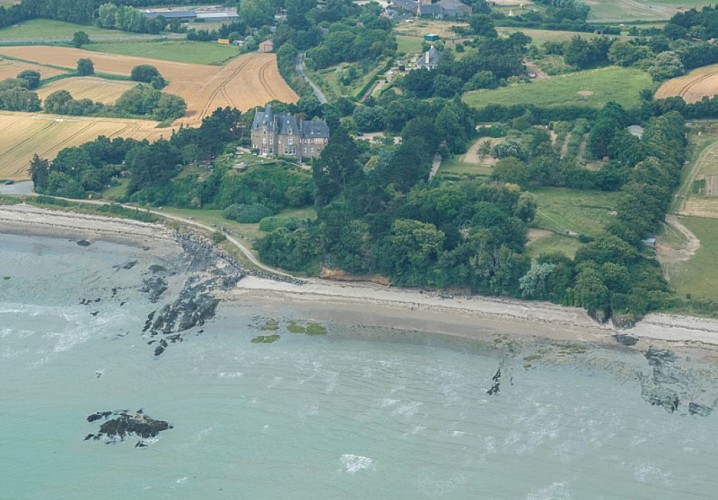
{"left": 295, "top": 53, "right": 327, "bottom": 104}
{"left": 0, "top": 181, "right": 295, "bottom": 279}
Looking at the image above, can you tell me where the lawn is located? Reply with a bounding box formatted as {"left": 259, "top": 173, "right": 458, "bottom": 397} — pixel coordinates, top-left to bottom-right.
{"left": 526, "top": 232, "right": 583, "bottom": 259}
{"left": 396, "top": 35, "right": 423, "bottom": 56}
{"left": 87, "top": 40, "right": 241, "bottom": 65}
{"left": 662, "top": 216, "right": 718, "bottom": 303}
{"left": 437, "top": 155, "right": 492, "bottom": 179}
{"left": 531, "top": 187, "right": 621, "bottom": 238}
{"left": 463, "top": 66, "right": 652, "bottom": 110}
{"left": 0, "top": 19, "right": 145, "bottom": 41}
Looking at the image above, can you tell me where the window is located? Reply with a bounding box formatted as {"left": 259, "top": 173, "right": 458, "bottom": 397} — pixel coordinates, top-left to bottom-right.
{"left": 288, "top": 137, "right": 293, "bottom": 145}
{"left": 262, "top": 137, "right": 266, "bottom": 144}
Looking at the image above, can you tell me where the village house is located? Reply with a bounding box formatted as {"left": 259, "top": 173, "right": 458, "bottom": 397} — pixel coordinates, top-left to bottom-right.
{"left": 417, "top": 45, "right": 441, "bottom": 69}
{"left": 251, "top": 105, "right": 330, "bottom": 159}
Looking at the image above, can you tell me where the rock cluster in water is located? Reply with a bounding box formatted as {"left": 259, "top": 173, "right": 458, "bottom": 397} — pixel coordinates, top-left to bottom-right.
{"left": 84, "top": 409, "right": 172, "bottom": 447}
{"left": 640, "top": 347, "right": 715, "bottom": 416}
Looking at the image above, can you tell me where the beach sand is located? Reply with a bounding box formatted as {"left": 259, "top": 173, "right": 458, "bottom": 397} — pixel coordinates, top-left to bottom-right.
{"left": 2, "top": 203, "right": 718, "bottom": 353}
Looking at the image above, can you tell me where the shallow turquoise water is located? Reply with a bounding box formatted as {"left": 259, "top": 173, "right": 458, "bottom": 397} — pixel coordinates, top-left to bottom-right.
{"left": 1, "top": 233, "right": 717, "bottom": 499}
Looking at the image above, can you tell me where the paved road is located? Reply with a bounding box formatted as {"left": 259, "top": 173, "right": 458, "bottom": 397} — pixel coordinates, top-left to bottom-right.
{"left": 0, "top": 180, "right": 34, "bottom": 196}
{"left": 295, "top": 53, "right": 327, "bottom": 104}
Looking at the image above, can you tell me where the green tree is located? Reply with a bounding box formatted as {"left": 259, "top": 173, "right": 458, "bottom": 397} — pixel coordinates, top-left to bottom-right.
{"left": 77, "top": 58, "right": 94, "bottom": 76}
{"left": 648, "top": 51, "right": 684, "bottom": 82}
{"left": 29, "top": 154, "right": 50, "bottom": 191}
{"left": 381, "top": 219, "right": 445, "bottom": 286}
{"left": 72, "top": 31, "right": 90, "bottom": 48}
{"left": 16, "top": 70, "right": 40, "bottom": 90}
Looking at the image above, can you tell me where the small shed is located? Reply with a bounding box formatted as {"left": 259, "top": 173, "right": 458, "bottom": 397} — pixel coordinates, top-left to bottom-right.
{"left": 424, "top": 33, "right": 441, "bottom": 42}
{"left": 258, "top": 40, "right": 274, "bottom": 53}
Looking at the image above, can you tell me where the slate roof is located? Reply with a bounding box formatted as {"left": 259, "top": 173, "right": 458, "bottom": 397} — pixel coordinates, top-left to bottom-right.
{"left": 142, "top": 10, "right": 196, "bottom": 20}
{"left": 252, "top": 105, "right": 329, "bottom": 138}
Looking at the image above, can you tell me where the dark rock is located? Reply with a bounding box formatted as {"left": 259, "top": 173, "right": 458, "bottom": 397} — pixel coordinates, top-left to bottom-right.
{"left": 148, "top": 264, "right": 168, "bottom": 274}
{"left": 84, "top": 434, "right": 94, "bottom": 441}
{"left": 642, "top": 385, "right": 680, "bottom": 413}
{"left": 91, "top": 311, "right": 99, "bottom": 316}
{"left": 140, "top": 276, "right": 168, "bottom": 303}
{"left": 94, "top": 298, "right": 101, "bottom": 303}
{"left": 614, "top": 334, "right": 638, "bottom": 346}
{"left": 87, "top": 412, "right": 103, "bottom": 423}
{"left": 86, "top": 409, "right": 172, "bottom": 444}
{"left": 487, "top": 367, "right": 501, "bottom": 396}
{"left": 77, "top": 240, "right": 91, "bottom": 247}
{"left": 689, "top": 402, "right": 713, "bottom": 417}
{"left": 645, "top": 347, "right": 677, "bottom": 366}
{"left": 122, "top": 261, "right": 137, "bottom": 270}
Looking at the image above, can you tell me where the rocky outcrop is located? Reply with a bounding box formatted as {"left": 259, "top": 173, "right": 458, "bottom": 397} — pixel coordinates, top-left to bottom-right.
{"left": 613, "top": 334, "right": 638, "bottom": 346}
{"left": 84, "top": 409, "right": 172, "bottom": 446}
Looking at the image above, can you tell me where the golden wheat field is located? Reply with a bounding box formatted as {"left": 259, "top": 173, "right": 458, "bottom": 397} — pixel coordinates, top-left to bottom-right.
{"left": 0, "top": 111, "right": 170, "bottom": 180}
{"left": 36, "top": 77, "right": 137, "bottom": 104}
{"left": 0, "top": 46, "right": 298, "bottom": 180}
{"left": 0, "top": 46, "right": 299, "bottom": 124}
{"left": 655, "top": 64, "right": 718, "bottom": 103}
{"left": 0, "top": 56, "right": 67, "bottom": 81}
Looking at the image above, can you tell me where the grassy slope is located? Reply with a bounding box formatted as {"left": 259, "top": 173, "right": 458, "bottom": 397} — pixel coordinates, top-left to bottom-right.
{"left": 0, "top": 19, "right": 145, "bottom": 40}
{"left": 463, "top": 66, "right": 652, "bottom": 110}
{"left": 664, "top": 216, "right": 718, "bottom": 302}
{"left": 532, "top": 187, "right": 621, "bottom": 238}
{"left": 87, "top": 40, "right": 241, "bottom": 65}
{"left": 438, "top": 155, "right": 492, "bottom": 178}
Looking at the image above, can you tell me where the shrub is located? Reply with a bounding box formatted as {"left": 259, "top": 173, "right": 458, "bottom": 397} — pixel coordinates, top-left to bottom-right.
{"left": 223, "top": 203, "right": 274, "bottom": 223}
{"left": 258, "top": 215, "right": 303, "bottom": 232}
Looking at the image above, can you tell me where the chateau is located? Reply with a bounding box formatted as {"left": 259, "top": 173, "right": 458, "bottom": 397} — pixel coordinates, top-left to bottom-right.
{"left": 250, "top": 105, "right": 330, "bottom": 159}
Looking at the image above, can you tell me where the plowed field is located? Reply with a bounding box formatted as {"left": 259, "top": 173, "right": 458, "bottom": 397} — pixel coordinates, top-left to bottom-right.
{"left": 0, "top": 111, "right": 169, "bottom": 180}
{"left": 0, "top": 46, "right": 298, "bottom": 124}
{"left": 655, "top": 64, "right": 718, "bottom": 103}
{"left": 36, "top": 77, "right": 137, "bottom": 104}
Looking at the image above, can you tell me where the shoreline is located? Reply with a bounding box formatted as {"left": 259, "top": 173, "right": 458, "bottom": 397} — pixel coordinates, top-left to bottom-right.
{"left": 3, "top": 203, "right": 718, "bottom": 353}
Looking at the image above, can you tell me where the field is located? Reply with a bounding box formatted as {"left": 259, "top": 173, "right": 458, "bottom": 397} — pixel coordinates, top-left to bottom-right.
{"left": 497, "top": 27, "right": 631, "bottom": 45}
{"left": 463, "top": 66, "right": 652, "bottom": 110}
{"left": 0, "top": 56, "right": 67, "bottom": 81}
{"left": 87, "top": 40, "right": 241, "bottom": 65}
{"left": 0, "top": 111, "right": 169, "bottom": 179}
{"left": 660, "top": 216, "right": 718, "bottom": 302}
{"left": 36, "top": 77, "right": 137, "bottom": 104}
{"left": 531, "top": 187, "right": 621, "bottom": 238}
{"left": 587, "top": 0, "right": 716, "bottom": 22}
{"left": 672, "top": 122, "right": 718, "bottom": 218}
{"left": 655, "top": 63, "right": 718, "bottom": 104}
{"left": 0, "top": 46, "right": 299, "bottom": 126}
{"left": 0, "top": 19, "right": 146, "bottom": 41}
{"left": 0, "top": 46, "right": 298, "bottom": 180}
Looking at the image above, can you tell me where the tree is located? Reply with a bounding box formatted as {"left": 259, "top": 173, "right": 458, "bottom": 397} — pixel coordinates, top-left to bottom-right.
{"left": 131, "top": 65, "right": 166, "bottom": 88}
{"left": 648, "top": 51, "right": 684, "bottom": 81}
{"left": 29, "top": 154, "right": 50, "bottom": 191}
{"left": 492, "top": 157, "right": 529, "bottom": 187}
{"left": 607, "top": 41, "right": 649, "bottom": 67}
{"left": 72, "top": 31, "right": 90, "bottom": 48}
{"left": 17, "top": 70, "right": 40, "bottom": 90}
{"left": 469, "top": 14, "right": 497, "bottom": 38}
{"left": 77, "top": 58, "right": 94, "bottom": 76}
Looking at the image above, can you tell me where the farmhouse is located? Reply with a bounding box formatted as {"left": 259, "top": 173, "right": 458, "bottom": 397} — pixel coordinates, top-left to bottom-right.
{"left": 418, "top": 0, "right": 471, "bottom": 18}
{"left": 417, "top": 45, "right": 441, "bottom": 69}
{"left": 251, "top": 105, "right": 330, "bottom": 159}
{"left": 258, "top": 40, "right": 274, "bottom": 53}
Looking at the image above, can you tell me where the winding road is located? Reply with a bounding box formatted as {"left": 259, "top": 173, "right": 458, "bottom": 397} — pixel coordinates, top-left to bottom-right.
{"left": 295, "top": 53, "right": 327, "bottom": 104}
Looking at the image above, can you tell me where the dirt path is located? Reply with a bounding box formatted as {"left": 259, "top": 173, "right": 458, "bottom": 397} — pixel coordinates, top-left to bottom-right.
{"left": 428, "top": 154, "right": 442, "bottom": 180}
{"left": 661, "top": 215, "right": 701, "bottom": 262}
{"left": 576, "top": 132, "right": 589, "bottom": 162}
{"left": 559, "top": 134, "right": 570, "bottom": 159}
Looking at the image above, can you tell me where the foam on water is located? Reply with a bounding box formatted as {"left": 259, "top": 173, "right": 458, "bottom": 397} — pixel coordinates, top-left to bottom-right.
{"left": 3, "top": 232, "right": 718, "bottom": 498}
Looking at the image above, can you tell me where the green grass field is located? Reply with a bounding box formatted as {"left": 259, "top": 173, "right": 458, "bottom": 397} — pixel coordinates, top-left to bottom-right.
{"left": 0, "top": 19, "right": 146, "bottom": 41}
{"left": 587, "top": 0, "right": 715, "bottom": 22}
{"left": 527, "top": 232, "right": 583, "bottom": 259}
{"left": 437, "top": 155, "right": 492, "bottom": 179}
{"left": 532, "top": 187, "right": 621, "bottom": 238}
{"left": 396, "top": 35, "right": 424, "bottom": 55}
{"left": 463, "top": 66, "right": 652, "bottom": 110}
{"left": 87, "top": 40, "right": 241, "bottom": 65}
{"left": 663, "top": 216, "right": 718, "bottom": 302}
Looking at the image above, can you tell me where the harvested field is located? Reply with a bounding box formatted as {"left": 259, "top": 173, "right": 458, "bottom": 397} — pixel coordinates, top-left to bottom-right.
{"left": 0, "top": 111, "right": 170, "bottom": 180}
{"left": 655, "top": 64, "right": 718, "bottom": 103}
{"left": 0, "top": 47, "right": 298, "bottom": 124}
{"left": 37, "top": 77, "right": 137, "bottom": 104}
{"left": 0, "top": 57, "right": 67, "bottom": 81}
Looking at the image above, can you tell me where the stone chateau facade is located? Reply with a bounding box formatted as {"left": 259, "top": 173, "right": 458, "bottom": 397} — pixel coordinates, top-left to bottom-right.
{"left": 250, "top": 105, "right": 330, "bottom": 159}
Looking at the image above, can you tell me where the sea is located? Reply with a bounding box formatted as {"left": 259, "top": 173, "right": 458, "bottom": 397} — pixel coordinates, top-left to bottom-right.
{"left": 2, "top": 231, "right": 718, "bottom": 499}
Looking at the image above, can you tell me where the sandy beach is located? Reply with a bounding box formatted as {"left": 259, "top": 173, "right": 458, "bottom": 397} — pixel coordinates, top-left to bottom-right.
{"left": 2, "top": 203, "right": 718, "bottom": 352}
